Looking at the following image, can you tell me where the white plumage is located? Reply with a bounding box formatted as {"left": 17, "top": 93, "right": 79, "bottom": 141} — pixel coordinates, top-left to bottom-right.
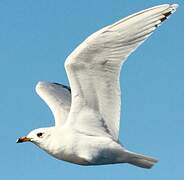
{"left": 36, "top": 82, "right": 71, "bottom": 126}
{"left": 17, "top": 4, "right": 178, "bottom": 169}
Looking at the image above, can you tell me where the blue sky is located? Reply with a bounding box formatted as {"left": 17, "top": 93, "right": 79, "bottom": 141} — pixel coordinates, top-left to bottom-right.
{"left": 0, "top": 0, "right": 183, "bottom": 179}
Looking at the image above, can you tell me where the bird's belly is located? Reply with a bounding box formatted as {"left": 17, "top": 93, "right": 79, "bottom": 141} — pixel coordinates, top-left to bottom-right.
{"left": 55, "top": 138, "right": 124, "bottom": 165}
{"left": 50, "top": 147, "right": 121, "bottom": 166}
{"left": 50, "top": 150, "right": 89, "bottom": 165}
{"left": 86, "top": 148, "right": 124, "bottom": 165}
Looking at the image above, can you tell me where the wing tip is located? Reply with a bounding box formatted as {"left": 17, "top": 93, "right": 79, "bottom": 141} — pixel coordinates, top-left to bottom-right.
{"left": 156, "top": 3, "right": 178, "bottom": 25}
{"left": 36, "top": 81, "right": 49, "bottom": 88}
{"left": 154, "top": 4, "right": 179, "bottom": 10}
{"left": 171, "top": 4, "right": 179, "bottom": 10}
{"left": 35, "top": 81, "right": 47, "bottom": 94}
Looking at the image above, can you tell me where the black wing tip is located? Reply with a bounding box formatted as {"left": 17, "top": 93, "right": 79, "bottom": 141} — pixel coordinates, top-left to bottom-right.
{"left": 52, "top": 82, "right": 71, "bottom": 93}
{"left": 160, "top": 11, "right": 172, "bottom": 22}
{"left": 155, "top": 5, "right": 178, "bottom": 28}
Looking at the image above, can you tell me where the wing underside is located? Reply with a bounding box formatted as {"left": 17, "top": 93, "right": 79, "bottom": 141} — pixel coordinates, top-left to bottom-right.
{"left": 36, "top": 81, "right": 71, "bottom": 126}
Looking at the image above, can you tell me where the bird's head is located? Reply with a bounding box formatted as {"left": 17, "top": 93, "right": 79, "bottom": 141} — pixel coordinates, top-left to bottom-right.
{"left": 16, "top": 127, "right": 53, "bottom": 147}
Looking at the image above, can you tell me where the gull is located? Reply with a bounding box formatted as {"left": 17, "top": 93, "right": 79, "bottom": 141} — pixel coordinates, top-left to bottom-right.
{"left": 17, "top": 4, "right": 178, "bottom": 169}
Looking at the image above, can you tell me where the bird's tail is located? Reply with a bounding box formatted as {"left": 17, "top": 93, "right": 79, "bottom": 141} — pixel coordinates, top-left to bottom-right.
{"left": 125, "top": 151, "right": 158, "bottom": 169}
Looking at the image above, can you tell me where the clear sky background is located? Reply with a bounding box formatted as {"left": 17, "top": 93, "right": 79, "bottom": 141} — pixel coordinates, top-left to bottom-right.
{"left": 0, "top": 0, "right": 183, "bottom": 179}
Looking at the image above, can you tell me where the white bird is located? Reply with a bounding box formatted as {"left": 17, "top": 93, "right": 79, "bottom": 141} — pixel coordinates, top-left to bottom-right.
{"left": 17, "top": 4, "right": 178, "bottom": 169}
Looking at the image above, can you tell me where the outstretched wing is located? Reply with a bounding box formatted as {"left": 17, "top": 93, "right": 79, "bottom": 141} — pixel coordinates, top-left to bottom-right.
{"left": 36, "top": 81, "right": 71, "bottom": 126}
{"left": 65, "top": 4, "right": 178, "bottom": 140}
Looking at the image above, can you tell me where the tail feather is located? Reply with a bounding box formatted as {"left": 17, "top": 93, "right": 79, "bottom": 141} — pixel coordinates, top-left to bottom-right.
{"left": 126, "top": 152, "right": 158, "bottom": 169}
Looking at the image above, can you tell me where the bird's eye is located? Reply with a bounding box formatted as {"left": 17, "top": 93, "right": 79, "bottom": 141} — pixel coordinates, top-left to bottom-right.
{"left": 37, "top": 132, "right": 43, "bottom": 137}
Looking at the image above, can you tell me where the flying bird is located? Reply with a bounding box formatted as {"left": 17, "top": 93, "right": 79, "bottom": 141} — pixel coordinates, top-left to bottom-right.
{"left": 17, "top": 4, "right": 178, "bottom": 169}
